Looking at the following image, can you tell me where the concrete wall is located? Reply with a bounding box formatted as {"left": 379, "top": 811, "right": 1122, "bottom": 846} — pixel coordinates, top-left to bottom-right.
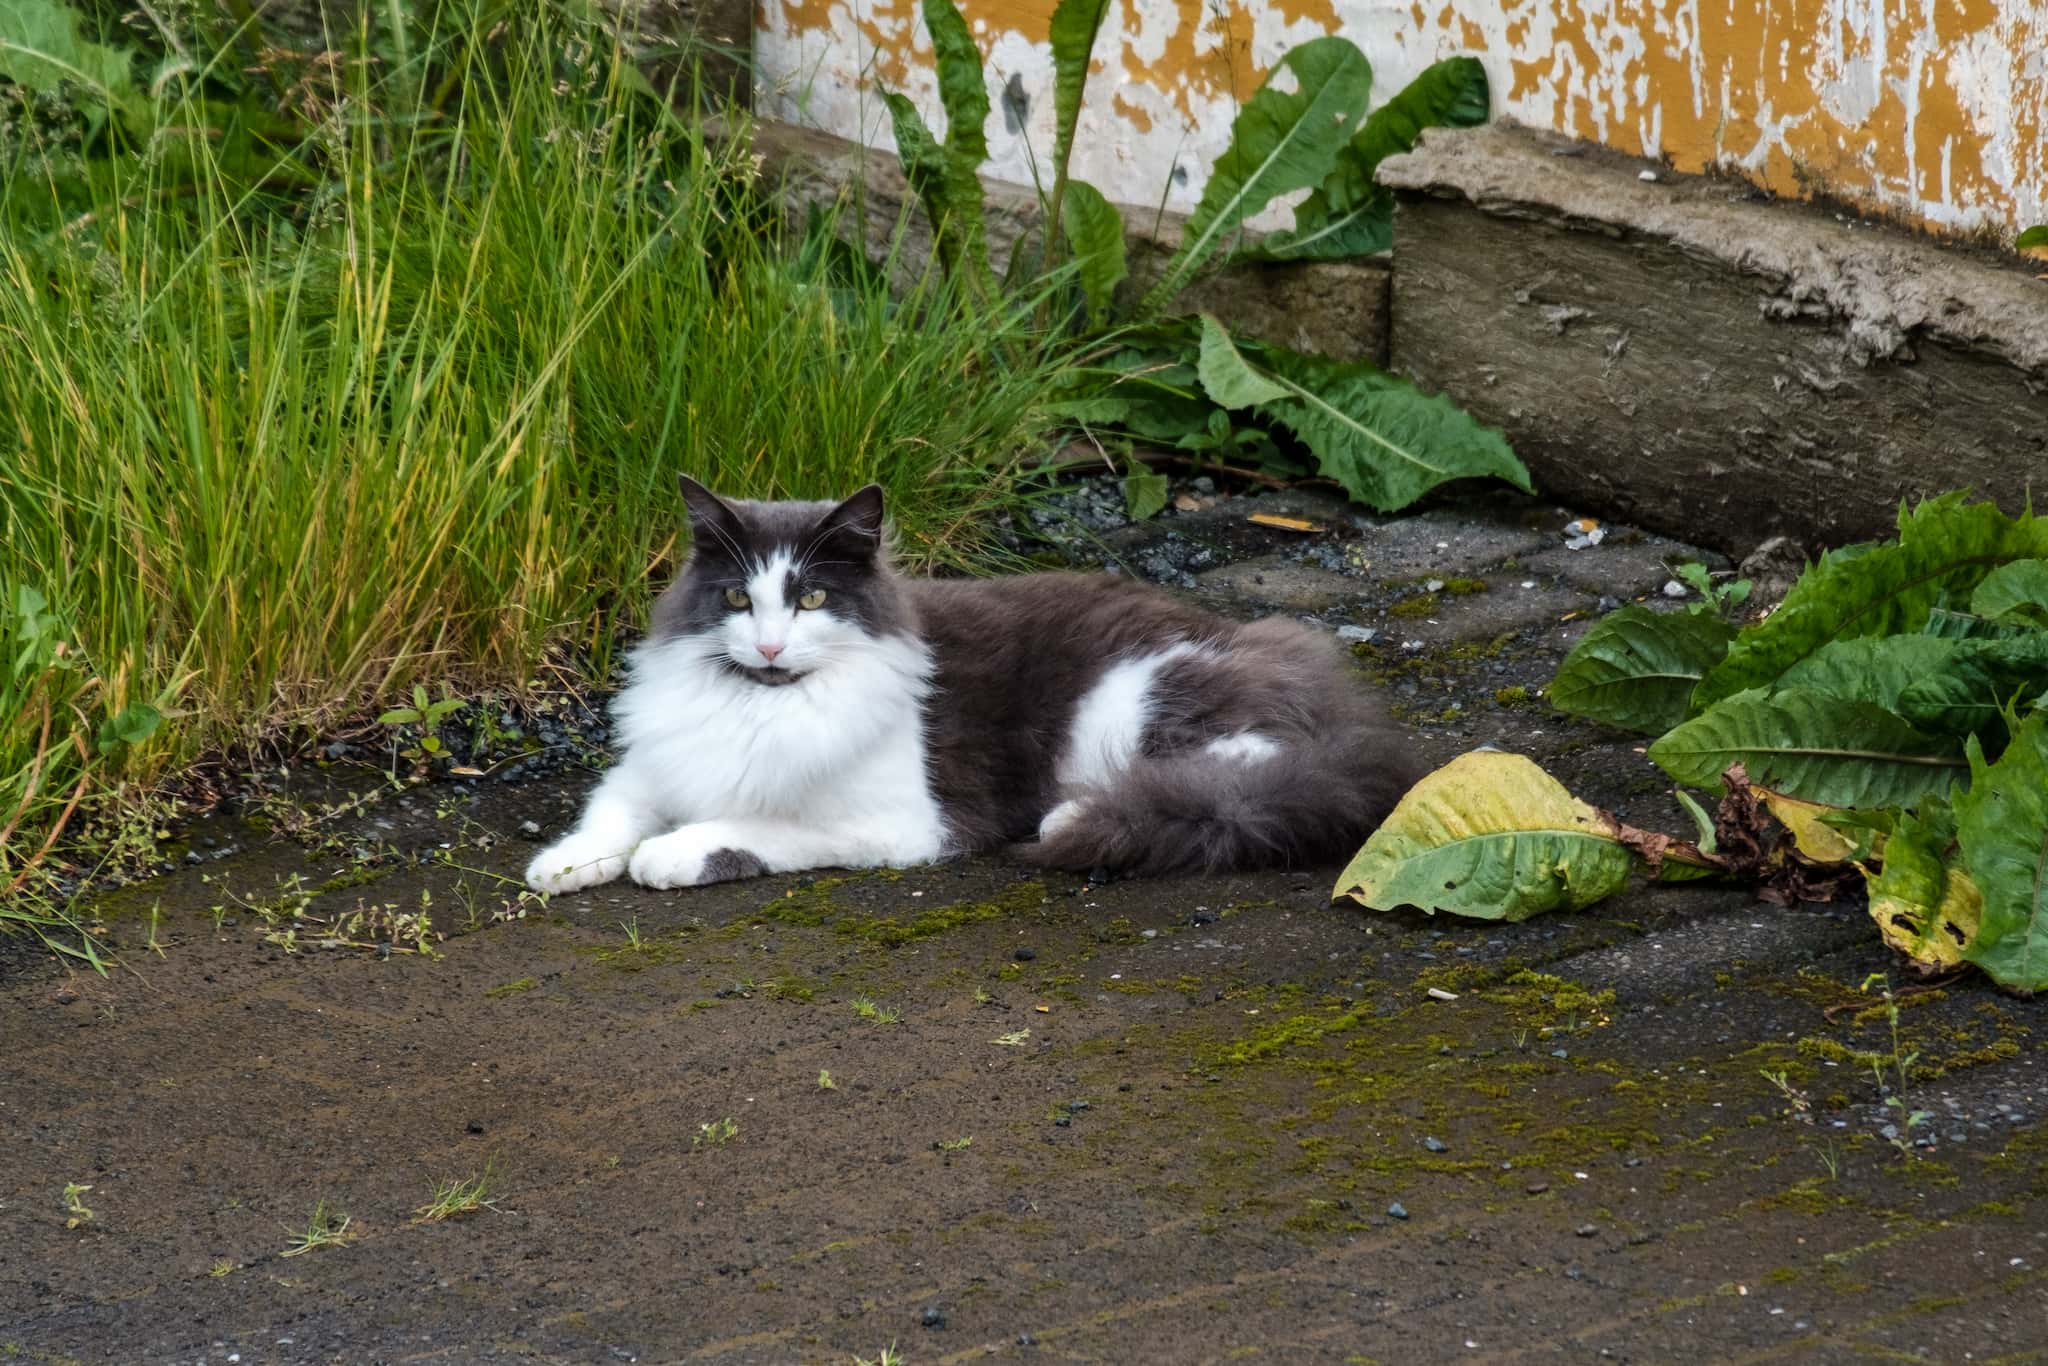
{"left": 752, "top": 0, "right": 2048, "bottom": 240}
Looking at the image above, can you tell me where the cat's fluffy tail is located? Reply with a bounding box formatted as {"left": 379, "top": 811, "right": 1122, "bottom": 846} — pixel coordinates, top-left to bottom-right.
{"left": 1023, "top": 737, "right": 1422, "bottom": 878}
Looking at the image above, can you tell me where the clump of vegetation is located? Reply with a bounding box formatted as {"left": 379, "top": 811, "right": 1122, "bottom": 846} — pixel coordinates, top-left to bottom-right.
{"left": 413, "top": 1168, "right": 502, "bottom": 1223}
{"left": 851, "top": 997, "right": 903, "bottom": 1025}
{"left": 1338, "top": 493, "right": 2048, "bottom": 992}
{"left": 693, "top": 1117, "right": 739, "bottom": 1150}
{"left": 0, "top": 0, "right": 1075, "bottom": 951}
{"left": 279, "top": 1201, "right": 353, "bottom": 1256}
{"left": 879, "top": 0, "right": 1525, "bottom": 517}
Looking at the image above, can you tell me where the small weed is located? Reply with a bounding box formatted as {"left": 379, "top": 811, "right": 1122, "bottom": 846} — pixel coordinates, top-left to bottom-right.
{"left": 279, "top": 1201, "right": 353, "bottom": 1257}
{"left": 693, "top": 1117, "right": 739, "bottom": 1150}
{"left": 208, "top": 1258, "right": 235, "bottom": 1278}
{"left": 853, "top": 1346, "right": 904, "bottom": 1366}
{"left": 62, "top": 1182, "right": 94, "bottom": 1229}
{"left": 851, "top": 997, "right": 901, "bottom": 1025}
{"left": 1861, "top": 973, "right": 1933, "bottom": 1158}
{"left": 144, "top": 901, "right": 168, "bottom": 957}
{"left": 1815, "top": 1141, "right": 1842, "bottom": 1181}
{"left": 378, "top": 685, "right": 468, "bottom": 762}
{"left": 413, "top": 1168, "right": 502, "bottom": 1224}
{"left": 817, "top": 1069, "right": 837, "bottom": 1090}
{"left": 990, "top": 1028, "right": 1031, "bottom": 1046}
{"left": 934, "top": 1137, "right": 973, "bottom": 1152}
{"left": 619, "top": 918, "right": 647, "bottom": 952}
{"left": 973, "top": 986, "right": 995, "bottom": 1005}
{"left": 1673, "top": 562, "right": 1753, "bottom": 618}
{"left": 1760, "top": 1069, "right": 1813, "bottom": 1124}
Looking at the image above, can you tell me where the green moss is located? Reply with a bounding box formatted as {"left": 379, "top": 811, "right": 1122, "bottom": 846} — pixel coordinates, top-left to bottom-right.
{"left": 1491, "top": 685, "right": 1531, "bottom": 708}
{"left": 484, "top": 977, "right": 538, "bottom": 998}
{"left": 760, "top": 879, "right": 1046, "bottom": 947}
{"left": 1443, "top": 578, "right": 1489, "bottom": 595}
{"left": 1095, "top": 916, "right": 1144, "bottom": 945}
{"left": 1390, "top": 593, "right": 1439, "bottom": 619}
{"left": 1211, "top": 1004, "right": 1374, "bottom": 1067}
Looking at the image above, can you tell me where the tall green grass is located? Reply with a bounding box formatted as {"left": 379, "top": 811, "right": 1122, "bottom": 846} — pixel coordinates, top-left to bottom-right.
{"left": 0, "top": 5, "right": 1066, "bottom": 906}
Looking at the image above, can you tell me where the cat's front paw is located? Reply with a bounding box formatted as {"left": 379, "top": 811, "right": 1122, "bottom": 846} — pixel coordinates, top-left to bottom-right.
{"left": 525, "top": 836, "right": 631, "bottom": 894}
{"left": 627, "top": 828, "right": 766, "bottom": 889}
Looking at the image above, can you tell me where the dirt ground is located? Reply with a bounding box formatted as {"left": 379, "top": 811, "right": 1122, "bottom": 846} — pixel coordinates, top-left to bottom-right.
{"left": 4, "top": 486, "right": 2044, "bottom": 1364}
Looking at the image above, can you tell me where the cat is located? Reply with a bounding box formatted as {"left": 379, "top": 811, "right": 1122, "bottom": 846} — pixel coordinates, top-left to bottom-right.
{"left": 524, "top": 477, "right": 1422, "bottom": 894}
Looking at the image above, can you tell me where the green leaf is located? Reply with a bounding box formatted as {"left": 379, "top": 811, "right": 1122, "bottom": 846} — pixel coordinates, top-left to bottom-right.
{"left": 1970, "top": 558, "right": 2048, "bottom": 627}
{"left": 1922, "top": 607, "right": 2034, "bottom": 641}
{"left": 94, "top": 702, "right": 162, "bottom": 755}
{"left": 2017, "top": 225, "right": 2048, "bottom": 250}
{"left": 1048, "top": 0, "right": 1111, "bottom": 184}
{"left": 1548, "top": 605, "right": 1737, "bottom": 735}
{"left": 1122, "top": 469, "right": 1170, "bottom": 521}
{"left": 881, "top": 90, "right": 988, "bottom": 282}
{"left": 377, "top": 708, "right": 423, "bottom": 726}
{"left": 1953, "top": 714, "right": 2048, "bottom": 990}
{"left": 1259, "top": 55, "right": 1488, "bottom": 262}
{"left": 0, "top": 1, "right": 144, "bottom": 133}
{"left": 922, "top": 0, "right": 989, "bottom": 165}
{"left": 1776, "top": 635, "right": 1962, "bottom": 711}
{"left": 1333, "top": 751, "right": 1635, "bottom": 920}
{"left": 1866, "top": 797, "right": 1980, "bottom": 974}
{"left": 1235, "top": 341, "right": 1531, "bottom": 512}
{"left": 1647, "top": 687, "right": 1968, "bottom": 808}
{"left": 1895, "top": 634, "right": 2048, "bottom": 737}
{"left": 1696, "top": 494, "right": 2048, "bottom": 710}
{"left": 1139, "top": 37, "right": 1374, "bottom": 312}
{"left": 1195, "top": 315, "right": 1292, "bottom": 407}
{"left": 1060, "top": 180, "right": 1128, "bottom": 326}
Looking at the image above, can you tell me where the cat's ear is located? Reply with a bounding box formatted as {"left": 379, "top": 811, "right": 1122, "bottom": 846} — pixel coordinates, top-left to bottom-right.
{"left": 808, "top": 484, "right": 887, "bottom": 557}
{"left": 678, "top": 475, "right": 741, "bottom": 551}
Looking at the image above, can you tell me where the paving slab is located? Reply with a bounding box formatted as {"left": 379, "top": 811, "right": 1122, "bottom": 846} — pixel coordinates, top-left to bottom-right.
{"left": 3, "top": 487, "right": 2043, "bottom": 1365}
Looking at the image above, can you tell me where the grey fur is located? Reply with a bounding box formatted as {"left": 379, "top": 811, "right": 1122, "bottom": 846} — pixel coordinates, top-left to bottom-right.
{"left": 700, "top": 848, "right": 767, "bottom": 882}
{"left": 642, "top": 481, "right": 1423, "bottom": 876}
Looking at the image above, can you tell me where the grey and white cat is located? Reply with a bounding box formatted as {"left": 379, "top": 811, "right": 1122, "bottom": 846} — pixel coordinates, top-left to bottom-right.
{"left": 524, "top": 478, "right": 1421, "bottom": 893}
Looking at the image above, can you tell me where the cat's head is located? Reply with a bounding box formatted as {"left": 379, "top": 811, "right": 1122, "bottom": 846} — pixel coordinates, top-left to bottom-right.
{"left": 652, "top": 476, "right": 910, "bottom": 685}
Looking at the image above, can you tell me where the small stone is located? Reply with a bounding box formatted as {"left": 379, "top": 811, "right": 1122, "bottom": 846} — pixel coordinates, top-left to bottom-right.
{"left": 1575, "top": 1224, "right": 1598, "bottom": 1237}
{"left": 1423, "top": 1136, "right": 1448, "bottom": 1153}
{"left": 466, "top": 1121, "right": 485, "bottom": 1135}
{"left": 1662, "top": 579, "right": 1688, "bottom": 598}
{"left": 1637, "top": 169, "right": 1660, "bottom": 182}
{"left": 1140, "top": 928, "right": 1158, "bottom": 939}
{"left": 920, "top": 1306, "right": 946, "bottom": 1329}
{"left": 1054, "top": 1117, "right": 1071, "bottom": 1128}
{"left": 518, "top": 820, "right": 542, "bottom": 838}
{"left": 1551, "top": 1048, "right": 1569, "bottom": 1059}
{"left": 1017, "top": 1333, "right": 1038, "bottom": 1347}
{"left": 1014, "top": 947, "right": 1037, "bottom": 961}
{"left": 1335, "top": 625, "right": 1377, "bottom": 644}
{"left": 1387, "top": 1202, "right": 1409, "bottom": 1220}
{"left": 1525, "top": 1182, "right": 1549, "bottom": 1195}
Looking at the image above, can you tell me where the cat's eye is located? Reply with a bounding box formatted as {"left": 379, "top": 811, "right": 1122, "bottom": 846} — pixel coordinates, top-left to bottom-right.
{"left": 797, "top": 588, "right": 828, "bottom": 610}
{"left": 723, "top": 587, "right": 751, "bottom": 609}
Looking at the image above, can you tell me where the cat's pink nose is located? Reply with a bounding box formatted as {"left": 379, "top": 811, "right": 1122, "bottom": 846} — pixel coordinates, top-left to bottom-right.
{"left": 757, "top": 643, "right": 784, "bottom": 663}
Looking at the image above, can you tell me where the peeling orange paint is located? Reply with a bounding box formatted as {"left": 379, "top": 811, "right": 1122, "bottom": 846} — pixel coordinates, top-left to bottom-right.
{"left": 756, "top": 0, "right": 2048, "bottom": 237}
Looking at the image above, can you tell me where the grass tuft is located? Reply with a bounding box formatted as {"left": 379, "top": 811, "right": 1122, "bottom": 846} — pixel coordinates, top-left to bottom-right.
{"left": 0, "top": 2, "right": 1068, "bottom": 937}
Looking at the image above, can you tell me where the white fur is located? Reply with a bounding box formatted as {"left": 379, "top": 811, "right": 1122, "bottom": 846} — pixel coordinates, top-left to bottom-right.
{"left": 525, "top": 612, "right": 945, "bottom": 894}
{"left": 1204, "top": 731, "right": 1280, "bottom": 763}
{"left": 1057, "top": 642, "right": 1198, "bottom": 791}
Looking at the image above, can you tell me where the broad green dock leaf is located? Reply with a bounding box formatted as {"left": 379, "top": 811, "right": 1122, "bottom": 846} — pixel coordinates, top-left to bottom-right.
{"left": 1647, "top": 687, "right": 1967, "bottom": 809}
{"left": 1549, "top": 605, "right": 1737, "bottom": 735}
{"left": 1953, "top": 716, "right": 2048, "bottom": 992}
{"left": 1696, "top": 495, "right": 2048, "bottom": 710}
{"left": 1140, "top": 37, "right": 1373, "bottom": 311}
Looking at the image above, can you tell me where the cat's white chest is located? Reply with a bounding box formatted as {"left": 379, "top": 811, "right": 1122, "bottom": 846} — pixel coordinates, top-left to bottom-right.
{"left": 609, "top": 634, "right": 946, "bottom": 858}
